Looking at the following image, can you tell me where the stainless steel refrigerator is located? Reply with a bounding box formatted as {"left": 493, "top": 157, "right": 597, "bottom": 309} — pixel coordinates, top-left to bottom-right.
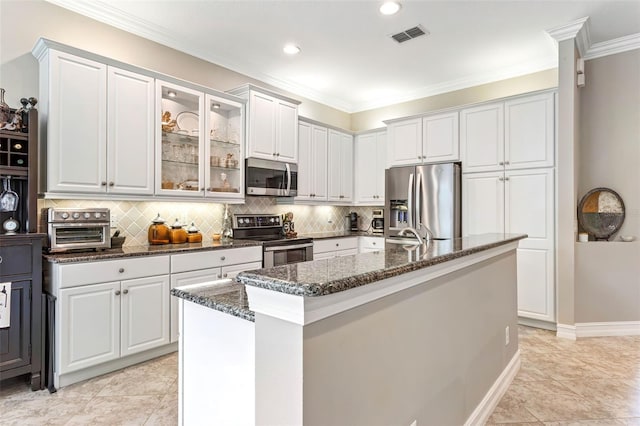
{"left": 384, "top": 162, "right": 461, "bottom": 240}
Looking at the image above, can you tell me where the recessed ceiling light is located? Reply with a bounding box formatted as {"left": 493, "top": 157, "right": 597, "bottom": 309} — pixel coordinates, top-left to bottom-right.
{"left": 167, "top": 91, "right": 177, "bottom": 98}
{"left": 379, "top": 1, "right": 401, "bottom": 15}
{"left": 283, "top": 44, "right": 301, "bottom": 55}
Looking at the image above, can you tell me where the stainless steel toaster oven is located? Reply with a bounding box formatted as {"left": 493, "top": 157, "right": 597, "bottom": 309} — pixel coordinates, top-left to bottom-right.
{"left": 43, "top": 208, "right": 111, "bottom": 252}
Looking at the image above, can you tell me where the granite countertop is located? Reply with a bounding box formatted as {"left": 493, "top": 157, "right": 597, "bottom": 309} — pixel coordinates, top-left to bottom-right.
{"left": 299, "top": 230, "right": 382, "bottom": 239}
{"left": 236, "top": 233, "right": 526, "bottom": 297}
{"left": 43, "top": 239, "right": 262, "bottom": 264}
{"left": 171, "top": 280, "right": 253, "bottom": 322}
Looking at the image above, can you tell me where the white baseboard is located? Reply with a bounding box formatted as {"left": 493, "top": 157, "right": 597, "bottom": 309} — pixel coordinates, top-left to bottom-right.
{"left": 464, "top": 350, "right": 521, "bottom": 426}
{"left": 556, "top": 321, "right": 640, "bottom": 339}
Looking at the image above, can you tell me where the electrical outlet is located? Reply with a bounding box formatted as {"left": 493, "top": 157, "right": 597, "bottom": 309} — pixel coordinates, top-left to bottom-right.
{"left": 110, "top": 214, "right": 118, "bottom": 228}
{"left": 505, "top": 326, "right": 510, "bottom": 346}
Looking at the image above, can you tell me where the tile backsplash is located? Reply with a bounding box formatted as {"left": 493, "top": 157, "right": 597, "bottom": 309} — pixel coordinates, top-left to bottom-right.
{"left": 39, "top": 198, "right": 380, "bottom": 247}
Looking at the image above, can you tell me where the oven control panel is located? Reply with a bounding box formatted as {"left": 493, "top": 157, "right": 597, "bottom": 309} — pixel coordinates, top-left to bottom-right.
{"left": 234, "top": 214, "right": 281, "bottom": 229}
{"left": 46, "top": 208, "right": 110, "bottom": 223}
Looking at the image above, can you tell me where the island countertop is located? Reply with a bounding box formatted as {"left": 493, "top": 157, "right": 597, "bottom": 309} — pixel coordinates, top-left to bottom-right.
{"left": 236, "top": 233, "right": 526, "bottom": 297}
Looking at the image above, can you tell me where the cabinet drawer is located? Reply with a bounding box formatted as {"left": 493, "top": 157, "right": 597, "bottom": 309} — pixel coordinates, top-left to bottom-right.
{"left": 171, "top": 246, "right": 262, "bottom": 274}
{"left": 0, "top": 245, "right": 32, "bottom": 277}
{"left": 314, "top": 237, "right": 358, "bottom": 255}
{"left": 59, "top": 255, "right": 170, "bottom": 288}
{"left": 359, "top": 237, "right": 384, "bottom": 251}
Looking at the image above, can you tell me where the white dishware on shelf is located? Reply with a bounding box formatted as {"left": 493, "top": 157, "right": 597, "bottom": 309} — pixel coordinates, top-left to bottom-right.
{"left": 620, "top": 235, "right": 635, "bottom": 242}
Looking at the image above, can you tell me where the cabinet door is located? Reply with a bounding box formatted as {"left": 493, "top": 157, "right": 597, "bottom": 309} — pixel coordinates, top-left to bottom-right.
{"left": 505, "top": 168, "right": 555, "bottom": 321}
{"left": 107, "top": 67, "right": 155, "bottom": 195}
{"left": 375, "top": 132, "right": 387, "bottom": 202}
{"left": 59, "top": 282, "right": 120, "bottom": 374}
{"left": 313, "top": 252, "right": 336, "bottom": 260}
{"left": 248, "top": 91, "right": 276, "bottom": 160}
{"left": 354, "top": 133, "right": 378, "bottom": 203}
{"left": 460, "top": 102, "right": 504, "bottom": 173}
{"left": 170, "top": 268, "right": 221, "bottom": 343}
{"left": 387, "top": 118, "right": 422, "bottom": 166}
{"left": 0, "top": 280, "right": 31, "bottom": 373}
{"left": 311, "top": 125, "right": 328, "bottom": 200}
{"left": 276, "top": 100, "right": 298, "bottom": 163}
{"left": 296, "top": 121, "right": 313, "bottom": 200}
{"left": 156, "top": 81, "right": 205, "bottom": 197}
{"left": 47, "top": 51, "right": 107, "bottom": 193}
{"left": 121, "top": 275, "right": 170, "bottom": 356}
{"left": 462, "top": 171, "right": 505, "bottom": 236}
{"left": 423, "top": 112, "right": 459, "bottom": 162}
{"left": 328, "top": 130, "right": 352, "bottom": 202}
{"left": 205, "top": 94, "right": 244, "bottom": 198}
{"left": 505, "top": 93, "right": 554, "bottom": 170}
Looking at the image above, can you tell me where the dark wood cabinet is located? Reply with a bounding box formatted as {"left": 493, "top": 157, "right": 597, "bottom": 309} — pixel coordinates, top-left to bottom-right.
{"left": 0, "top": 232, "right": 45, "bottom": 390}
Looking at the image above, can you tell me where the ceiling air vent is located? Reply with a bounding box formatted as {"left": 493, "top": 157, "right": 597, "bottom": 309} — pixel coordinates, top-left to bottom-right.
{"left": 391, "top": 25, "right": 429, "bottom": 43}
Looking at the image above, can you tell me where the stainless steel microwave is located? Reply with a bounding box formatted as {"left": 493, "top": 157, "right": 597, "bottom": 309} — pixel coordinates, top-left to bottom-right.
{"left": 245, "top": 158, "right": 298, "bottom": 196}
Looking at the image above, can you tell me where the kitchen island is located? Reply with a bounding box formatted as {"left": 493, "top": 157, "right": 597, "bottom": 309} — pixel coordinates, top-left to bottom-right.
{"left": 172, "top": 233, "right": 526, "bottom": 426}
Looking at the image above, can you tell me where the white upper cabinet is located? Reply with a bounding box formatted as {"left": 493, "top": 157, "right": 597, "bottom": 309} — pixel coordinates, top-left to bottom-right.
{"left": 107, "top": 67, "right": 155, "bottom": 195}
{"left": 354, "top": 131, "right": 386, "bottom": 204}
{"left": 504, "top": 92, "right": 555, "bottom": 170}
{"left": 36, "top": 47, "right": 158, "bottom": 196}
{"left": 461, "top": 92, "right": 555, "bottom": 173}
{"left": 296, "top": 121, "right": 328, "bottom": 201}
{"left": 423, "top": 111, "right": 459, "bottom": 163}
{"left": 228, "top": 85, "right": 300, "bottom": 164}
{"left": 42, "top": 50, "right": 107, "bottom": 194}
{"left": 387, "top": 118, "right": 422, "bottom": 166}
{"left": 327, "top": 129, "right": 353, "bottom": 203}
{"left": 460, "top": 102, "right": 504, "bottom": 173}
{"left": 387, "top": 112, "right": 459, "bottom": 167}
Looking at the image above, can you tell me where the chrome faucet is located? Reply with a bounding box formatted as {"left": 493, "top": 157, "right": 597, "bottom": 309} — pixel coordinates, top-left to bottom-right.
{"left": 398, "top": 227, "right": 423, "bottom": 244}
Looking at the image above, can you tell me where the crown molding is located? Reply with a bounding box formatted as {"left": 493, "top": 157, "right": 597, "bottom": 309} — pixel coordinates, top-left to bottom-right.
{"left": 584, "top": 32, "right": 640, "bottom": 60}
{"left": 546, "top": 17, "right": 590, "bottom": 56}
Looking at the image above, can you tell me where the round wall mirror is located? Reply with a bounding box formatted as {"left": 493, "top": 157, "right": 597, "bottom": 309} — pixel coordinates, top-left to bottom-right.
{"left": 577, "top": 187, "right": 625, "bottom": 241}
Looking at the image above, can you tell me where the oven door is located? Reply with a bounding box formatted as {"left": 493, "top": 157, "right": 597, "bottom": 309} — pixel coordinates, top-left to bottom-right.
{"left": 48, "top": 222, "right": 111, "bottom": 251}
{"left": 263, "top": 242, "right": 313, "bottom": 267}
{"left": 246, "top": 158, "right": 298, "bottom": 196}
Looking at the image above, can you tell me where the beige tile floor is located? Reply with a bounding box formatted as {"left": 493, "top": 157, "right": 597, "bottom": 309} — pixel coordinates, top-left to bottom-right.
{"left": 1, "top": 326, "right": 639, "bottom": 425}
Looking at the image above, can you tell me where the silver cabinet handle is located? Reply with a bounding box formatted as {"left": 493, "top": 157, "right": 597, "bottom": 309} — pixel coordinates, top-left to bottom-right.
{"left": 115, "top": 290, "right": 121, "bottom": 295}
{"left": 108, "top": 182, "right": 114, "bottom": 187}
{"left": 220, "top": 256, "right": 226, "bottom": 261}
{"left": 118, "top": 268, "right": 125, "bottom": 273}
{"left": 123, "top": 289, "right": 129, "bottom": 294}
{"left": 0, "top": 256, "right": 2, "bottom": 263}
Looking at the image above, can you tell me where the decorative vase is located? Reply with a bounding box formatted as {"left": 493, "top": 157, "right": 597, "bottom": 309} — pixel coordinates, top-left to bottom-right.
{"left": 0, "top": 88, "right": 10, "bottom": 126}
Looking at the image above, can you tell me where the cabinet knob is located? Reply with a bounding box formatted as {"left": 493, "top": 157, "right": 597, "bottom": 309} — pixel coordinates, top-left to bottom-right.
{"left": 372, "top": 242, "right": 376, "bottom": 245}
{"left": 276, "top": 153, "right": 280, "bottom": 157}
{"left": 101, "top": 181, "right": 107, "bottom": 186}
{"left": 273, "top": 153, "right": 277, "bottom": 156}
{"left": 498, "top": 177, "right": 504, "bottom": 181}
{"left": 336, "top": 243, "right": 339, "bottom": 247}
{"left": 115, "top": 290, "right": 121, "bottom": 296}
{"left": 118, "top": 268, "right": 125, "bottom": 273}
{"left": 0, "top": 256, "right": 2, "bottom": 264}
{"left": 499, "top": 161, "right": 504, "bottom": 166}
{"left": 504, "top": 177, "right": 510, "bottom": 181}
{"left": 108, "top": 181, "right": 114, "bottom": 187}
{"left": 223, "top": 273, "right": 228, "bottom": 278}
{"left": 123, "top": 289, "right": 129, "bottom": 294}
{"left": 217, "top": 274, "right": 221, "bottom": 278}
{"left": 505, "top": 161, "right": 510, "bottom": 165}
{"left": 220, "top": 256, "right": 226, "bottom": 261}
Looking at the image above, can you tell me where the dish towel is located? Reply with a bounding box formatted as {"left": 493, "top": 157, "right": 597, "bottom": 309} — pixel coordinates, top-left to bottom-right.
{"left": 0, "top": 282, "right": 10, "bottom": 328}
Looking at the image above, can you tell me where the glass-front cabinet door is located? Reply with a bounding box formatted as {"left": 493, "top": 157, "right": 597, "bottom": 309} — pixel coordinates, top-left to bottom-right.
{"left": 205, "top": 94, "right": 244, "bottom": 199}
{"left": 156, "top": 80, "right": 205, "bottom": 197}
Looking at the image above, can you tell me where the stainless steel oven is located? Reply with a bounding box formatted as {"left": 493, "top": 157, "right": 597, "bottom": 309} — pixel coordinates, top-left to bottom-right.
{"left": 43, "top": 208, "right": 111, "bottom": 252}
{"left": 245, "top": 158, "right": 297, "bottom": 196}
{"left": 233, "top": 214, "right": 313, "bottom": 267}
{"left": 263, "top": 239, "right": 313, "bottom": 268}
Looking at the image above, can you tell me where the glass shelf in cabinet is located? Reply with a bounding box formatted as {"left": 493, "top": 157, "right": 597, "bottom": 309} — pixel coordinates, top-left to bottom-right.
{"left": 207, "top": 187, "right": 240, "bottom": 193}
{"left": 210, "top": 165, "right": 240, "bottom": 171}
{"left": 210, "top": 138, "right": 240, "bottom": 147}
{"left": 162, "top": 159, "right": 199, "bottom": 166}
{"left": 163, "top": 131, "right": 199, "bottom": 144}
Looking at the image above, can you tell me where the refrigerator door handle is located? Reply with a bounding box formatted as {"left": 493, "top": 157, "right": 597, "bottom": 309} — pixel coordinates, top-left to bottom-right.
{"left": 407, "top": 173, "right": 414, "bottom": 227}
{"left": 416, "top": 172, "right": 422, "bottom": 230}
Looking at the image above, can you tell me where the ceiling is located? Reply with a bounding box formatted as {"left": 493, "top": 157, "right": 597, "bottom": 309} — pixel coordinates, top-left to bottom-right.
{"left": 47, "top": 0, "right": 640, "bottom": 113}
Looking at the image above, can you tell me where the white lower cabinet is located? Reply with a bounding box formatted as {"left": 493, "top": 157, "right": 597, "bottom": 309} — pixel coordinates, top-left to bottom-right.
{"left": 314, "top": 237, "right": 358, "bottom": 259}
{"left": 54, "top": 256, "right": 171, "bottom": 376}
{"left": 463, "top": 168, "right": 555, "bottom": 322}
{"left": 359, "top": 236, "right": 384, "bottom": 253}
{"left": 169, "top": 246, "right": 262, "bottom": 342}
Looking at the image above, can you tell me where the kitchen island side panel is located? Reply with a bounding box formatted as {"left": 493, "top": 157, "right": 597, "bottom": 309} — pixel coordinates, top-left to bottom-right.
{"left": 299, "top": 251, "right": 518, "bottom": 425}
